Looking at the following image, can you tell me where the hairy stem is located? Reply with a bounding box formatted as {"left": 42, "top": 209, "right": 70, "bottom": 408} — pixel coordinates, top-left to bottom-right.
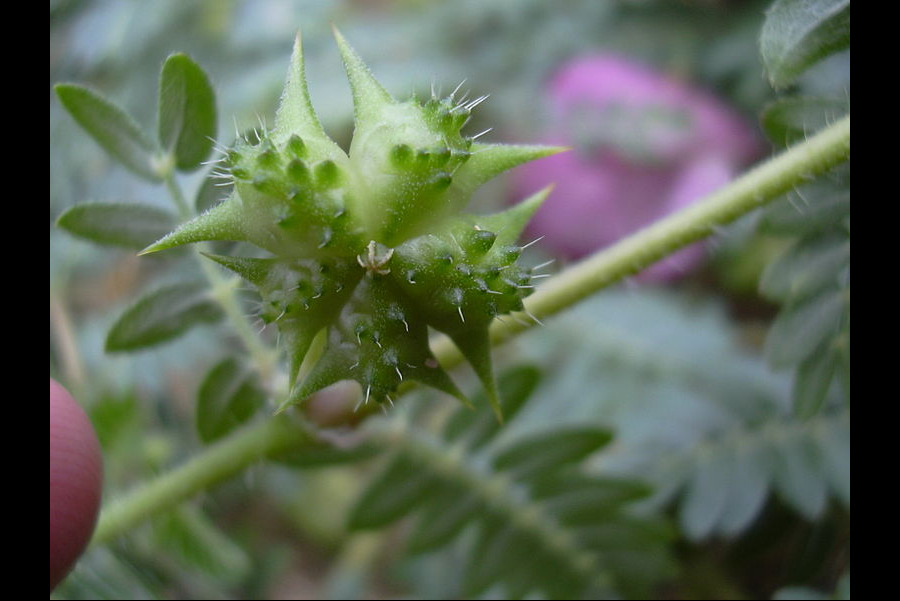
{"left": 90, "top": 115, "right": 849, "bottom": 545}
{"left": 432, "top": 115, "right": 851, "bottom": 363}
{"left": 90, "top": 415, "right": 311, "bottom": 547}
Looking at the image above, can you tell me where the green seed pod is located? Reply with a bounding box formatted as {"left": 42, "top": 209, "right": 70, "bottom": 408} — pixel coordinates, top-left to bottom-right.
{"left": 140, "top": 29, "right": 564, "bottom": 420}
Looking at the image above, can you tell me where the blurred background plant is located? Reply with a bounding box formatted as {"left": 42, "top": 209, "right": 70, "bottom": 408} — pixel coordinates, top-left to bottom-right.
{"left": 50, "top": 0, "right": 849, "bottom": 599}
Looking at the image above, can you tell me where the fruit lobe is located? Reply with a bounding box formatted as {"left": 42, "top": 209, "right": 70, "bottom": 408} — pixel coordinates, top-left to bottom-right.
{"left": 142, "top": 30, "right": 564, "bottom": 419}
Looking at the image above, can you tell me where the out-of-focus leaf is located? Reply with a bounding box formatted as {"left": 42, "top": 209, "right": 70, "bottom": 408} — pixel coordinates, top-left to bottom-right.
{"left": 195, "top": 357, "right": 265, "bottom": 443}
{"left": 717, "top": 441, "right": 771, "bottom": 535}
{"left": 152, "top": 506, "right": 251, "bottom": 585}
{"left": 347, "top": 454, "right": 440, "bottom": 530}
{"left": 762, "top": 96, "right": 849, "bottom": 147}
{"left": 57, "top": 202, "right": 176, "bottom": 250}
{"left": 105, "top": 282, "right": 222, "bottom": 352}
{"left": 55, "top": 83, "right": 161, "bottom": 181}
{"left": 760, "top": 236, "right": 849, "bottom": 301}
{"left": 792, "top": 350, "right": 837, "bottom": 418}
{"left": 273, "top": 438, "right": 380, "bottom": 468}
{"left": 493, "top": 426, "right": 613, "bottom": 480}
{"left": 461, "top": 517, "right": 531, "bottom": 597}
{"left": 405, "top": 484, "right": 482, "bottom": 554}
{"left": 760, "top": 0, "right": 850, "bottom": 89}
{"left": 532, "top": 473, "right": 652, "bottom": 525}
{"left": 772, "top": 430, "right": 828, "bottom": 519}
{"left": 679, "top": 446, "right": 731, "bottom": 540}
{"left": 821, "top": 413, "right": 850, "bottom": 505}
{"left": 443, "top": 364, "right": 541, "bottom": 450}
{"left": 772, "top": 586, "right": 829, "bottom": 600}
{"left": 761, "top": 179, "right": 850, "bottom": 236}
{"left": 764, "top": 289, "right": 845, "bottom": 368}
{"left": 157, "top": 53, "right": 217, "bottom": 171}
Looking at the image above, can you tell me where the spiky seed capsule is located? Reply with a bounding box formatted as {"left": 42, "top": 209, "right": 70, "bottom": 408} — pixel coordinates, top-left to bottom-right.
{"left": 141, "top": 30, "right": 564, "bottom": 420}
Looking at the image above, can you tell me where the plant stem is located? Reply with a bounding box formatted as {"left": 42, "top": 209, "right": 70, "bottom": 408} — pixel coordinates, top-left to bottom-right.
{"left": 432, "top": 115, "right": 851, "bottom": 363}
{"left": 90, "top": 115, "right": 849, "bottom": 545}
{"left": 90, "top": 415, "right": 311, "bottom": 547}
{"left": 164, "top": 175, "right": 278, "bottom": 385}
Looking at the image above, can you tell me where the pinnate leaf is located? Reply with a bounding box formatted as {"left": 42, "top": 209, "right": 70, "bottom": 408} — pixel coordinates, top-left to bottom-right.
{"left": 55, "top": 83, "right": 161, "bottom": 181}
{"left": 57, "top": 202, "right": 176, "bottom": 250}
{"left": 157, "top": 53, "right": 217, "bottom": 171}
{"left": 196, "top": 357, "right": 266, "bottom": 443}
{"left": 760, "top": 0, "right": 850, "bottom": 89}
{"left": 106, "top": 282, "right": 222, "bottom": 352}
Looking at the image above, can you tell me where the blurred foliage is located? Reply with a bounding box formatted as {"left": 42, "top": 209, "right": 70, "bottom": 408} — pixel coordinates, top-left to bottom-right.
{"left": 50, "top": 1, "right": 849, "bottom": 599}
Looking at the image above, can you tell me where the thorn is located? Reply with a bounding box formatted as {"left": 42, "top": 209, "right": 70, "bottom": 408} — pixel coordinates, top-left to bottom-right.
{"left": 402, "top": 319, "right": 409, "bottom": 332}
{"left": 470, "top": 127, "right": 493, "bottom": 141}
{"left": 365, "top": 385, "right": 371, "bottom": 405}
{"left": 233, "top": 115, "right": 240, "bottom": 138}
{"left": 465, "top": 94, "right": 490, "bottom": 110}
{"left": 349, "top": 361, "right": 359, "bottom": 370}
{"left": 530, "top": 273, "right": 551, "bottom": 279}
{"left": 450, "top": 79, "right": 467, "bottom": 100}
{"left": 524, "top": 309, "right": 544, "bottom": 326}
{"left": 458, "top": 306, "right": 465, "bottom": 323}
{"left": 532, "top": 259, "right": 556, "bottom": 271}
{"left": 395, "top": 367, "right": 403, "bottom": 381}
{"left": 256, "top": 113, "right": 268, "bottom": 136}
{"left": 521, "top": 235, "right": 544, "bottom": 250}
{"left": 386, "top": 394, "right": 394, "bottom": 407}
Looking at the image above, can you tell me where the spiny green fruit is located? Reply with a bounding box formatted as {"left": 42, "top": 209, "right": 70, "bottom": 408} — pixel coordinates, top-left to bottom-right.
{"left": 141, "top": 29, "right": 564, "bottom": 420}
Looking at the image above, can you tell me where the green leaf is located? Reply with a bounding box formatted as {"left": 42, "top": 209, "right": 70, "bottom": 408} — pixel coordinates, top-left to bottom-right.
{"left": 152, "top": 506, "right": 250, "bottom": 584}
{"left": 772, "top": 431, "right": 828, "bottom": 519}
{"left": 462, "top": 516, "right": 531, "bottom": 597}
{"left": 406, "top": 485, "right": 482, "bottom": 554}
{"left": 679, "top": 447, "right": 731, "bottom": 540}
{"left": 55, "top": 83, "right": 161, "bottom": 181}
{"left": 157, "top": 53, "right": 217, "bottom": 171}
{"left": 105, "top": 282, "right": 223, "bottom": 352}
{"left": 717, "top": 441, "right": 771, "bottom": 535}
{"left": 493, "top": 426, "right": 613, "bottom": 480}
{"left": 764, "top": 289, "right": 845, "bottom": 368}
{"left": 195, "top": 357, "right": 266, "bottom": 443}
{"left": 760, "top": 0, "right": 850, "bottom": 89}
{"left": 537, "top": 476, "right": 653, "bottom": 526}
{"left": 273, "top": 439, "right": 380, "bottom": 468}
{"left": 762, "top": 96, "right": 849, "bottom": 148}
{"left": 792, "top": 349, "right": 837, "bottom": 418}
{"left": 57, "top": 202, "right": 176, "bottom": 250}
{"left": 761, "top": 176, "right": 850, "bottom": 236}
{"left": 759, "top": 236, "right": 849, "bottom": 302}
{"left": 443, "top": 364, "right": 541, "bottom": 449}
{"left": 820, "top": 413, "right": 850, "bottom": 505}
{"left": 347, "top": 454, "right": 440, "bottom": 530}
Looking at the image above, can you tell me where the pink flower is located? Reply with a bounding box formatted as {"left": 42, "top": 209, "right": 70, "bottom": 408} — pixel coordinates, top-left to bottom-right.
{"left": 513, "top": 55, "right": 762, "bottom": 281}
